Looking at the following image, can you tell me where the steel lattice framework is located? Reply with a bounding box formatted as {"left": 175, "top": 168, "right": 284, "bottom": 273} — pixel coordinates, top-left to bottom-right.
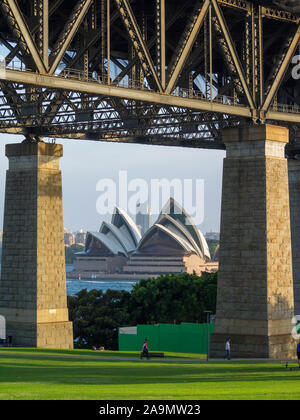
{"left": 0, "top": 0, "right": 299, "bottom": 149}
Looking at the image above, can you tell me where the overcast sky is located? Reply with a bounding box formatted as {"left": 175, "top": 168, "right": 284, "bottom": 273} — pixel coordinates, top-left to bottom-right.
{"left": 0, "top": 133, "right": 225, "bottom": 234}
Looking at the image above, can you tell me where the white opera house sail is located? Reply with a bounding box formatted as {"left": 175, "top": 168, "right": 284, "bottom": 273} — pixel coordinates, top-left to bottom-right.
{"left": 73, "top": 207, "right": 142, "bottom": 276}
{"left": 71, "top": 199, "right": 218, "bottom": 279}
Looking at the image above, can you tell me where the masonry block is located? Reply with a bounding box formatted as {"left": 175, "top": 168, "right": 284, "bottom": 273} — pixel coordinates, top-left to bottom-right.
{"left": 0, "top": 142, "right": 73, "bottom": 349}
{"left": 211, "top": 125, "right": 296, "bottom": 359}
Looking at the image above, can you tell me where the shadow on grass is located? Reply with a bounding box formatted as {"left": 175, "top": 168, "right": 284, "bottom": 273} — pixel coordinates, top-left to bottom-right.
{"left": 1, "top": 356, "right": 300, "bottom": 387}
{"left": 0, "top": 348, "right": 204, "bottom": 359}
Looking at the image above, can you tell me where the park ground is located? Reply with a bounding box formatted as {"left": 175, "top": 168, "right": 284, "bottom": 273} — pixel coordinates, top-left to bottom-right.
{"left": 0, "top": 348, "right": 300, "bottom": 400}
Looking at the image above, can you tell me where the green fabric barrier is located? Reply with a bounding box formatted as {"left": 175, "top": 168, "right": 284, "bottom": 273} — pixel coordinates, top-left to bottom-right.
{"left": 118, "top": 322, "right": 215, "bottom": 354}
{"left": 118, "top": 333, "right": 138, "bottom": 351}
{"left": 138, "top": 325, "right": 160, "bottom": 351}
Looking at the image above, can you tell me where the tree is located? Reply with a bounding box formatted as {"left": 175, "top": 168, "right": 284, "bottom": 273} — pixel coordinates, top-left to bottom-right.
{"left": 68, "top": 272, "right": 218, "bottom": 349}
{"left": 128, "top": 272, "right": 217, "bottom": 325}
{"left": 65, "top": 244, "right": 84, "bottom": 264}
{"left": 68, "top": 288, "right": 131, "bottom": 349}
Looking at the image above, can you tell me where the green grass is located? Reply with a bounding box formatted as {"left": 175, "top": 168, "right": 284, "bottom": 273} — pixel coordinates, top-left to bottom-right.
{"left": 0, "top": 349, "right": 300, "bottom": 400}
{"left": 0, "top": 347, "right": 205, "bottom": 359}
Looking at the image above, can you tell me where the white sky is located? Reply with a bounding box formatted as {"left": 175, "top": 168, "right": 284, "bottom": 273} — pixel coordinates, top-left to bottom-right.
{"left": 0, "top": 133, "right": 225, "bottom": 234}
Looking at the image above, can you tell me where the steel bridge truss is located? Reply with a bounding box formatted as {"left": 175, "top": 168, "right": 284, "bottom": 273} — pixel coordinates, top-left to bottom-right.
{"left": 0, "top": 0, "right": 299, "bottom": 148}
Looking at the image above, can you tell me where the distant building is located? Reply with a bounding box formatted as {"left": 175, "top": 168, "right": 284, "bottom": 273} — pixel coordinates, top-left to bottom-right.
{"left": 136, "top": 202, "right": 152, "bottom": 236}
{"left": 64, "top": 229, "right": 75, "bottom": 246}
{"left": 73, "top": 207, "right": 141, "bottom": 275}
{"left": 75, "top": 229, "right": 86, "bottom": 245}
{"left": 0, "top": 231, "right": 3, "bottom": 243}
{"left": 205, "top": 231, "right": 220, "bottom": 241}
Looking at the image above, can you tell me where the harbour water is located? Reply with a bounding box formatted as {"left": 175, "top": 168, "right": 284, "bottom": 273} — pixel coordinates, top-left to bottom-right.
{"left": 66, "top": 265, "right": 138, "bottom": 296}
{"left": 0, "top": 264, "right": 138, "bottom": 297}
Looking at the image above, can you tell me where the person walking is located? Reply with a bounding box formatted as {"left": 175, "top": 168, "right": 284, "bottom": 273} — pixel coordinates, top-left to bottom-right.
{"left": 140, "top": 338, "right": 150, "bottom": 360}
{"left": 297, "top": 341, "right": 300, "bottom": 368}
{"left": 225, "top": 338, "right": 231, "bottom": 360}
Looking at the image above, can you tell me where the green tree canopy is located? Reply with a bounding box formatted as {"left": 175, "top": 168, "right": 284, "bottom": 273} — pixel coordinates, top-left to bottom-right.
{"left": 68, "top": 288, "right": 131, "bottom": 349}
{"left": 129, "top": 272, "right": 217, "bottom": 325}
{"left": 68, "top": 272, "right": 217, "bottom": 349}
{"left": 65, "top": 244, "right": 84, "bottom": 264}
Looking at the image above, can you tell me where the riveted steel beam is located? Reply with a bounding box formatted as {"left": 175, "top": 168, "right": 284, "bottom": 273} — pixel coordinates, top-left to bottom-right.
{"left": 156, "top": 0, "right": 166, "bottom": 90}
{"left": 166, "top": 0, "right": 210, "bottom": 95}
{"left": 266, "top": 109, "right": 300, "bottom": 123}
{"left": 0, "top": 0, "right": 46, "bottom": 73}
{"left": 211, "top": 0, "right": 255, "bottom": 110}
{"left": 37, "top": 0, "right": 49, "bottom": 70}
{"left": 114, "top": 0, "right": 163, "bottom": 92}
{"left": 3, "top": 68, "right": 252, "bottom": 118}
{"left": 262, "top": 25, "right": 300, "bottom": 113}
{"left": 49, "top": 0, "right": 93, "bottom": 75}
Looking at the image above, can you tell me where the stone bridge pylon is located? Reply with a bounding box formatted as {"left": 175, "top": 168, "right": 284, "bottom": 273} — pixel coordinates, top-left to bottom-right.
{"left": 211, "top": 125, "right": 296, "bottom": 359}
{"left": 0, "top": 142, "right": 73, "bottom": 348}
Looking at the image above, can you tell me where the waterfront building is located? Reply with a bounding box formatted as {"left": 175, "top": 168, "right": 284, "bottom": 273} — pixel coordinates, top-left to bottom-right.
{"left": 64, "top": 229, "right": 75, "bottom": 246}
{"left": 205, "top": 231, "right": 220, "bottom": 241}
{"left": 75, "top": 229, "right": 86, "bottom": 245}
{"left": 71, "top": 198, "right": 218, "bottom": 279}
{"left": 123, "top": 198, "right": 217, "bottom": 277}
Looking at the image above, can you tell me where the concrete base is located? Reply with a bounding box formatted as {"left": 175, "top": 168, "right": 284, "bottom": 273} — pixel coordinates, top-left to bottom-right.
{"left": 0, "top": 142, "right": 73, "bottom": 349}
{"left": 211, "top": 125, "right": 296, "bottom": 359}
{"left": 37, "top": 322, "right": 74, "bottom": 349}
{"left": 5, "top": 320, "right": 73, "bottom": 349}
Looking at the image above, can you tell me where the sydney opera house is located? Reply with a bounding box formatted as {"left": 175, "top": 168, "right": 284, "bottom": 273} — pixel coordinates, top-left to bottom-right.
{"left": 72, "top": 198, "right": 218, "bottom": 279}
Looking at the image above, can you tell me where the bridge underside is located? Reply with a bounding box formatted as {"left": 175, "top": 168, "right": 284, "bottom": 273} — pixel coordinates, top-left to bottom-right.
{"left": 0, "top": 0, "right": 299, "bottom": 148}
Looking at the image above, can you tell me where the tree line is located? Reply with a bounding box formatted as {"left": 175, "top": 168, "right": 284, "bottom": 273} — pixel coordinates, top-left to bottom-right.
{"left": 65, "top": 244, "right": 84, "bottom": 264}
{"left": 67, "top": 272, "right": 217, "bottom": 350}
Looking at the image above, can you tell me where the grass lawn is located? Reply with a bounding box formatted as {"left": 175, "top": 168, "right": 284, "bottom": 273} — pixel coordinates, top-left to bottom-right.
{"left": 0, "top": 347, "right": 205, "bottom": 359}
{"left": 0, "top": 349, "right": 300, "bottom": 400}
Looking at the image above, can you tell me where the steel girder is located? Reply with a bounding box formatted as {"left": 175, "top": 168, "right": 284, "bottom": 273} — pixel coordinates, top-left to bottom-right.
{"left": 0, "top": 0, "right": 299, "bottom": 148}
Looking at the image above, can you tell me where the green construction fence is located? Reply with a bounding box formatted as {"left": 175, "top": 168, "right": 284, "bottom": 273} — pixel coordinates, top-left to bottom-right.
{"left": 118, "top": 322, "right": 214, "bottom": 354}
